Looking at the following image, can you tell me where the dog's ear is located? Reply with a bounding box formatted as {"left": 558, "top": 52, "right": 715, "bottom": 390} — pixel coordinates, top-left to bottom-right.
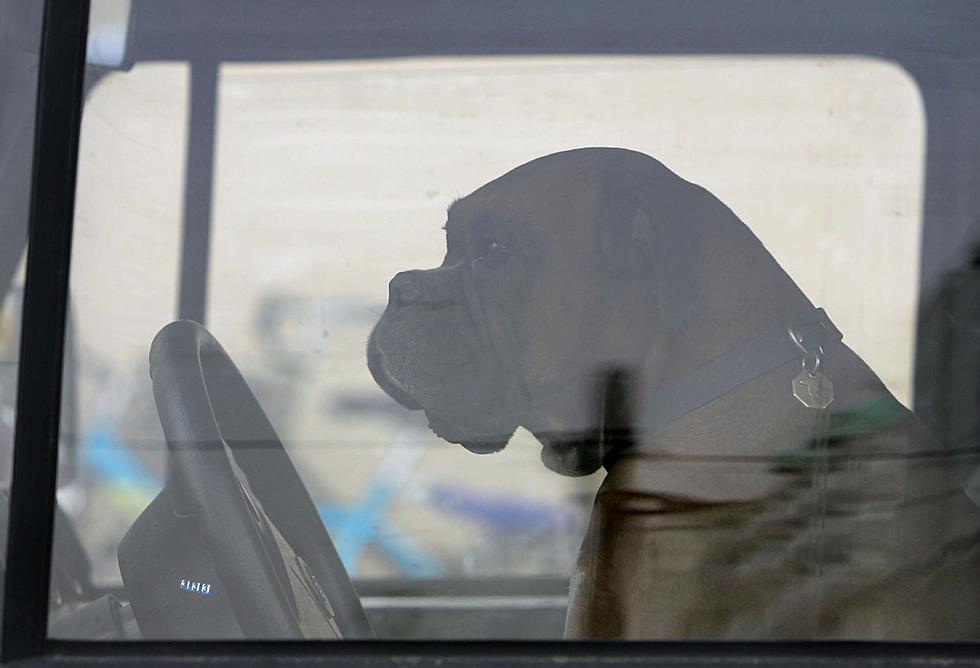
{"left": 597, "top": 183, "right": 703, "bottom": 329}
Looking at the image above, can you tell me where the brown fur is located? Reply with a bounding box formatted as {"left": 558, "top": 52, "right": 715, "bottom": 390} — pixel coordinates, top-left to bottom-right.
{"left": 369, "top": 148, "right": 980, "bottom": 639}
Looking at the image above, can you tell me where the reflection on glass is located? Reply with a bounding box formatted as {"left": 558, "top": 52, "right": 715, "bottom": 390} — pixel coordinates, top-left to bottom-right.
{"left": 45, "top": 13, "right": 979, "bottom": 641}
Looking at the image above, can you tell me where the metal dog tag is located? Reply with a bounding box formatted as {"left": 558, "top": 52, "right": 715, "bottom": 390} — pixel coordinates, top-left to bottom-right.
{"left": 792, "top": 370, "right": 834, "bottom": 409}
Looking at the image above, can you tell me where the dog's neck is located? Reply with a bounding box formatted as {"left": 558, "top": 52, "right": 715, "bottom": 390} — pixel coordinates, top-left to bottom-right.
{"left": 524, "top": 301, "right": 838, "bottom": 480}
{"left": 587, "top": 244, "right": 840, "bottom": 483}
{"left": 524, "top": 230, "right": 843, "bottom": 478}
{"left": 653, "top": 254, "right": 814, "bottom": 379}
{"left": 610, "top": 292, "right": 859, "bottom": 500}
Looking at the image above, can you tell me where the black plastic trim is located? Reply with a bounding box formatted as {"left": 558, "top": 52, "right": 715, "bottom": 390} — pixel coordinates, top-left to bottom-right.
{"left": 38, "top": 640, "right": 980, "bottom": 667}
{"left": 0, "top": 0, "right": 90, "bottom": 661}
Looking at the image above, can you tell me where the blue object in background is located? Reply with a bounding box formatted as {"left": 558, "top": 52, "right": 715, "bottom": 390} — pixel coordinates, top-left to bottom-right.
{"left": 81, "top": 420, "right": 442, "bottom": 577}
{"left": 427, "top": 482, "right": 577, "bottom": 533}
{"left": 83, "top": 421, "right": 579, "bottom": 579}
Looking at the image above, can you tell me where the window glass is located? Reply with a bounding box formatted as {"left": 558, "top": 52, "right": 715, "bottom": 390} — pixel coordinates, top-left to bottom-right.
{"left": 47, "top": 5, "right": 980, "bottom": 642}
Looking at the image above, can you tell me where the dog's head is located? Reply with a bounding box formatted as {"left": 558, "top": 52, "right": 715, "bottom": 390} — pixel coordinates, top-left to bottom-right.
{"left": 368, "top": 148, "right": 744, "bottom": 475}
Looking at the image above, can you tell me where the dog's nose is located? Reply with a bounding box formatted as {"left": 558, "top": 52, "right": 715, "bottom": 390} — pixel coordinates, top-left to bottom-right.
{"left": 388, "top": 270, "right": 424, "bottom": 307}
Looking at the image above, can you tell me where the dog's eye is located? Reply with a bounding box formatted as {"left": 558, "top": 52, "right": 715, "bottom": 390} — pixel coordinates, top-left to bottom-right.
{"left": 475, "top": 240, "right": 512, "bottom": 269}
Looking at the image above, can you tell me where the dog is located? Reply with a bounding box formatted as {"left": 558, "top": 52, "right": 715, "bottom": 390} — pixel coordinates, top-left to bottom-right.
{"left": 367, "top": 148, "right": 980, "bottom": 639}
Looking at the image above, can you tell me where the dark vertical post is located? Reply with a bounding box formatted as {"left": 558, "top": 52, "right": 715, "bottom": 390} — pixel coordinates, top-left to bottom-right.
{"left": 1, "top": 0, "right": 90, "bottom": 660}
{"left": 910, "top": 72, "right": 980, "bottom": 432}
{"left": 177, "top": 60, "right": 218, "bottom": 325}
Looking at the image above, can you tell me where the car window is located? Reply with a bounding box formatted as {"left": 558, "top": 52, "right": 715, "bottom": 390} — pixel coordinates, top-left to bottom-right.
{"left": 40, "top": 2, "right": 980, "bottom": 643}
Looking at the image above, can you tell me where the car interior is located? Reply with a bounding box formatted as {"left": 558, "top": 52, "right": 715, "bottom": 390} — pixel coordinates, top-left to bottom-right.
{"left": 1, "top": 0, "right": 978, "bottom": 650}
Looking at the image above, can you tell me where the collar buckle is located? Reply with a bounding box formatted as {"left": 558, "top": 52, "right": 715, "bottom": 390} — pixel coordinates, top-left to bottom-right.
{"left": 787, "top": 307, "right": 843, "bottom": 355}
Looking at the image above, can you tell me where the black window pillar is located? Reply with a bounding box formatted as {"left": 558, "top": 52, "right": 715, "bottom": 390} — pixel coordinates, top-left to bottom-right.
{"left": 177, "top": 60, "right": 218, "bottom": 325}
{"left": 1, "top": 0, "right": 90, "bottom": 661}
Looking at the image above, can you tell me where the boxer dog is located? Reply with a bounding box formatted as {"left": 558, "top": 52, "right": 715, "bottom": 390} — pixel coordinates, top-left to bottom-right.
{"left": 367, "top": 148, "right": 980, "bottom": 639}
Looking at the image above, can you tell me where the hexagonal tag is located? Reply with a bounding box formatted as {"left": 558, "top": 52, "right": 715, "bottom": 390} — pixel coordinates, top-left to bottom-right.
{"left": 792, "top": 370, "right": 834, "bottom": 409}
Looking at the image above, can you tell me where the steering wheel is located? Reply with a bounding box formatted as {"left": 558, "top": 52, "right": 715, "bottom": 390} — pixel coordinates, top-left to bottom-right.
{"left": 128, "top": 319, "right": 373, "bottom": 639}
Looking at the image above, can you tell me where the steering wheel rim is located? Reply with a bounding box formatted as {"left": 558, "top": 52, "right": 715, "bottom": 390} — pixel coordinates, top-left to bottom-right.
{"left": 148, "top": 319, "right": 373, "bottom": 639}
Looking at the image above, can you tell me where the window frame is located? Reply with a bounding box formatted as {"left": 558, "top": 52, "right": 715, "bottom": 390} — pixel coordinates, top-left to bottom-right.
{"left": 3, "top": 1, "right": 979, "bottom": 665}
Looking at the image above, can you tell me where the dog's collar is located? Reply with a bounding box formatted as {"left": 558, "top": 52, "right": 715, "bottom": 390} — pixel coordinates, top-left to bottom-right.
{"left": 458, "top": 260, "right": 843, "bottom": 467}
{"left": 602, "top": 307, "right": 843, "bottom": 468}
